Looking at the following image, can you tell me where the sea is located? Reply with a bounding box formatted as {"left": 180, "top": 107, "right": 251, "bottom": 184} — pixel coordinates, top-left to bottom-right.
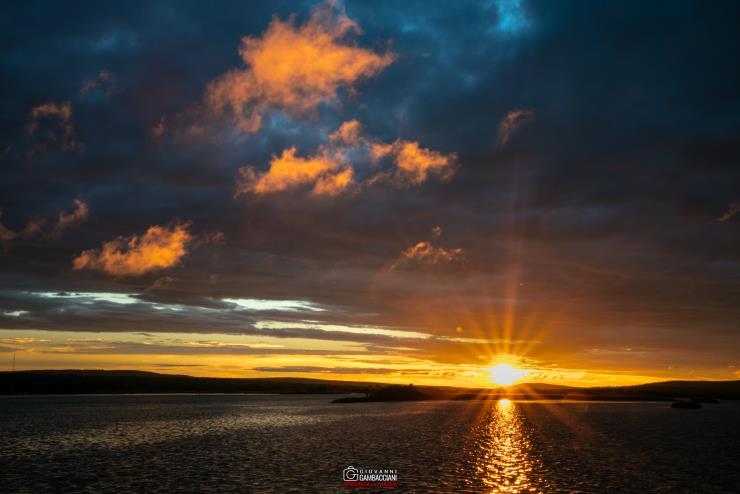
{"left": 1, "top": 395, "right": 739, "bottom": 493}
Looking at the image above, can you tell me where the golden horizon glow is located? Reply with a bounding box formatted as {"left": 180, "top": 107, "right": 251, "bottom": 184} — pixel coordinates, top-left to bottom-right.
{"left": 1, "top": 329, "right": 734, "bottom": 388}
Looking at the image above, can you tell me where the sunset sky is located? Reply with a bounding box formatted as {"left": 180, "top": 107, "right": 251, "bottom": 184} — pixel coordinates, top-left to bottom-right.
{"left": 1, "top": 1, "right": 739, "bottom": 387}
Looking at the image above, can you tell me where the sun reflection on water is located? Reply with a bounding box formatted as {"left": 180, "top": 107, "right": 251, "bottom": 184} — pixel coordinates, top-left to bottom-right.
{"left": 474, "top": 399, "right": 537, "bottom": 493}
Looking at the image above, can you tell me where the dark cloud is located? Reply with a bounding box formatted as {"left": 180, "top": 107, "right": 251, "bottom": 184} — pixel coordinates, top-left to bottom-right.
{"left": 1, "top": 0, "right": 740, "bottom": 380}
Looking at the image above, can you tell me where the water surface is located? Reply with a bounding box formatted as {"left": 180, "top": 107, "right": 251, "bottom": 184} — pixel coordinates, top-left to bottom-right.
{"left": 1, "top": 395, "right": 738, "bottom": 493}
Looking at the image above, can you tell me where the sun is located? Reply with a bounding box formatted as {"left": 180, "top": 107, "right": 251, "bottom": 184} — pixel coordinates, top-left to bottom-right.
{"left": 489, "top": 362, "right": 528, "bottom": 386}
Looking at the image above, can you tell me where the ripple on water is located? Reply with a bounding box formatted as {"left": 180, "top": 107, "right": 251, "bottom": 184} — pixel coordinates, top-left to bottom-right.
{"left": 1, "top": 395, "right": 739, "bottom": 493}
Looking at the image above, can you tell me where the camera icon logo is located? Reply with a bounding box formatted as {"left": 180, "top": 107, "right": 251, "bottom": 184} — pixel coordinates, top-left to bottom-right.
{"left": 343, "top": 466, "right": 359, "bottom": 481}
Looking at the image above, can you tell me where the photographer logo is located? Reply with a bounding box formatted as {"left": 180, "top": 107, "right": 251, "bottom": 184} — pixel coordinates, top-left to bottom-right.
{"left": 342, "top": 466, "right": 398, "bottom": 489}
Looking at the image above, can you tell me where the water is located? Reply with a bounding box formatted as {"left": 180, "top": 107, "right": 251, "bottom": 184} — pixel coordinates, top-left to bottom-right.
{"left": 1, "top": 395, "right": 739, "bottom": 493}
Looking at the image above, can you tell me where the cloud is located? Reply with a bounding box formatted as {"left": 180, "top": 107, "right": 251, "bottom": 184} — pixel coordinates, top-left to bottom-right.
{"left": 20, "top": 219, "right": 46, "bottom": 239}
{"left": 52, "top": 198, "right": 89, "bottom": 238}
{"left": 329, "top": 119, "right": 362, "bottom": 145}
{"left": 374, "top": 140, "right": 457, "bottom": 187}
{"left": 147, "top": 276, "right": 175, "bottom": 291}
{"left": 4, "top": 0, "right": 740, "bottom": 385}
{"left": 29, "top": 339, "right": 361, "bottom": 356}
{"left": 254, "top": 319, "right": 429, "bottom": 339}
{"left": 236, "top": 120, "right": 456, "bottom": 197}
{"left": 718, "top": 202, "right": 740, "bottom": 222}
{"left": 0, "top": 199, "right": 86, "bottom": 244}
{"left": 73, "top": 223, "right": 192, "bottom": 276}
{"left": 0, "top": 213, "right": 17, "bottom": 246}
{"left": 253, "top": 365, "right": 395, "bottom": 374}
{"left": 26, "top": 101, "right": 83, "bottom": 153}
{"left": 80, "top": 69, "right": 116, "bottom": 97}
{"left": 497, "top": 108, "right": 535, "bottom": 146}
{"left": 313, "top": 167, "right": 355, "bottom": 196}
{"left": 495, "top": 0, "right": 531, "bottom": 35}
{"left": 197, "top": 230, "right": 226, "bottom": 245}
{"left": 205, "top": 3, "right": 395, "bottom": 133}
{"left": 150, "top": 115, "right": 166, "bottom": 140}
{"left": 392, "top": 241, "right": 465, "bottom": 270}
{"left": 152, "top": 363, "right": 207, "bottom": 368}
{"left": 236, "top": 146, "right": 354, "bottom": 197}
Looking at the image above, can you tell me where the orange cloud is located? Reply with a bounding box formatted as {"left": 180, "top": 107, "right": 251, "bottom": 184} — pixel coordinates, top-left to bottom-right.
{"left": 21, "top": 219, "right": 46, "bottom": 239}
{"left": 205, "top": 3, "right": 394, "bottom": 133}
{"left": 26, "top": 101, "right": 83, "bottom": 153}
{"left": 0, "top": 199, "right": 86, "bottom": 243}
{"left": 28, "top": 102, "right": 71, "bottom": 126}
{"left": 392, "top": 241, "right": 465, "bottom": 270}
{"left": 80, "top": 69, "right": 116, "bottom": 96}
{"left": 369, "top": 142, "right": 394, "bottom": 161}
{"left": 53, "top": 198, "right": 88, "bottom": 238}
{"left": 236, "top": 120, "right": 457, "bottom": 197}
{"left": 73, "top": 223, "right": 192, "bottom": 276}
{"left": 329, "top": 119, "right": 362, "bottom": 145}
{"left": 497, "top": 108, "right": 535, "bottom": 146}
{"left": 236, "top": 146, "right": 354, "bottom": 196}
{"left": 148, "top": 276, "right": 175, "bottom": 291}
{"left": 313, "top": 167, "right": 355, "bottom": 196}
{"left": 718, "top": 202, "right": 740, "bottom": 222}
{"left": 393, "top": 141, "right": 457, "bottom": 186}
{"left": 372, "top": 140, "right": 457, "bottom": 186}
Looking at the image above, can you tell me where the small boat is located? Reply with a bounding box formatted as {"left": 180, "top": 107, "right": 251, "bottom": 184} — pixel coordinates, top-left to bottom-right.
{"left": 671, "top": 399, "right": 702, "bottom": 409}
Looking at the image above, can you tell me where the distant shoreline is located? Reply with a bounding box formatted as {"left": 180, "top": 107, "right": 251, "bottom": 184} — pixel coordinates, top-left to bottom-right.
{"left": 0, "top": 392, "right": 286, "bottom": 398}
{"left": 2, "top": 370, "right": 740, "bottom": 401}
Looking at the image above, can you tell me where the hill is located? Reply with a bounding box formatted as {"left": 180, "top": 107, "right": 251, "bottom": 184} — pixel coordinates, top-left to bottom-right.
{"left": 0, "top": 369, "right": 386, "bottom": 395}
{"left": 2, "top": 370, "right": 739, "bottom": 401}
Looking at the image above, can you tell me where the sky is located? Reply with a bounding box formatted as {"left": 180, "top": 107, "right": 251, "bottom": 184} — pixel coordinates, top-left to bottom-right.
{"left": 1, "top": 0, "right": 739, "bottom": 387}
